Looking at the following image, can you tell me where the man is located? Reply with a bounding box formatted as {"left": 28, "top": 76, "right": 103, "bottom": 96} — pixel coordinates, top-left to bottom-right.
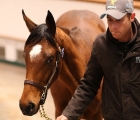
{"left": 57, "top": 0, "right": 140, "bottom": 119}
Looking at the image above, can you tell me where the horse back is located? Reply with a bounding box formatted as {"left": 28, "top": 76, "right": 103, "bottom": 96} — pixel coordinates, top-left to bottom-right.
{"left": 56, "top": 10, "right": 105, "bottom": 63}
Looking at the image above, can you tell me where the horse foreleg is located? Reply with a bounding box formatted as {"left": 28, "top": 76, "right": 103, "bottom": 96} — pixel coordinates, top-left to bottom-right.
{"left": 92, "top": 105, "right": 103, "bottom": 120}
{"left": 50, "top": 79, "right": 72, "bottom": 118}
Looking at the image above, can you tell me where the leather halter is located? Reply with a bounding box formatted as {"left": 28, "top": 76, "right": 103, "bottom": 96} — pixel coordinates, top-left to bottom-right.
{"left": 24, "top": 46, "right": 64, "bottom": 105}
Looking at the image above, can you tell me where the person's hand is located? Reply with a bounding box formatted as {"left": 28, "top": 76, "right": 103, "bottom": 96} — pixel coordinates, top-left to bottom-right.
{"left": 56, "top": 115, "right": 68, "bottom": 120}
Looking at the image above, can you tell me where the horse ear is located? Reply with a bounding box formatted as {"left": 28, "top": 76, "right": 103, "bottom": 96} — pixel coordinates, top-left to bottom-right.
{"left": 22, "top": 9, "right": 37, "bottom": 33}
{"left": 46, "top": 10, "right": 56, "bottom": 37}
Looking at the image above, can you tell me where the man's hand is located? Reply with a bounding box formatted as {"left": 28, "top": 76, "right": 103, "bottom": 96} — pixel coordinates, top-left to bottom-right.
{"left": 56, "top": 115, "right": 68, "bottom": 120}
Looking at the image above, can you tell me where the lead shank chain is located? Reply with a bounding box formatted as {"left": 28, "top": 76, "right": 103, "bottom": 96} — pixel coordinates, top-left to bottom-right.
{"left": 39, "top": 105, "right": 52, "bottom": 120}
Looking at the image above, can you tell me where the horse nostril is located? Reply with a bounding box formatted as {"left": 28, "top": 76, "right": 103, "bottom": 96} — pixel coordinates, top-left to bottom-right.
{"left": 20, "top": 102, "right": 35, "bottom": 115}
{"left": 26, "top": 102, "right": 35, "bottom": 113}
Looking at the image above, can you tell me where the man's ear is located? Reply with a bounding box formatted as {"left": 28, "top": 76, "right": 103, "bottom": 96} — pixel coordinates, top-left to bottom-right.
{"left": 130, "top": 13, "right": 135, "bottom": 22}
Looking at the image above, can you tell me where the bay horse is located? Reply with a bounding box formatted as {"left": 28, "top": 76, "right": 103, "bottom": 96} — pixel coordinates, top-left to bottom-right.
{"left": 19, "top": 9, "right": 105, "bottom": 120}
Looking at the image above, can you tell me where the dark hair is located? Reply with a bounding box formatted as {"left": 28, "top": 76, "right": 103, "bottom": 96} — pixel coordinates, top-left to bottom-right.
{"left": 127, "top": 13, "right": 132, "bottom": 19}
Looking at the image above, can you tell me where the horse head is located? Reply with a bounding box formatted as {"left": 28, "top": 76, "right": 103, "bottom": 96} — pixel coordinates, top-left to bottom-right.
{"left": 19, "top": 10, "right": 63, "bottom": 116}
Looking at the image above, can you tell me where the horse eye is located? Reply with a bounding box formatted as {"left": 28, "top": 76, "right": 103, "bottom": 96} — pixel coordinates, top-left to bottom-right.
{"left": 46, "top": 57, "right": 54, "bottom": 64}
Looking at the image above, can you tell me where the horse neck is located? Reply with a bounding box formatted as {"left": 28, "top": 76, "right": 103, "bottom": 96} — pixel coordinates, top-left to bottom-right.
{"left": 55, "top": 28, "right": 86, "bottom": 82}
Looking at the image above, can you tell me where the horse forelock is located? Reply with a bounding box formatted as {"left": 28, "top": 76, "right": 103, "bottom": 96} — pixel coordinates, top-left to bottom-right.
{"left": 25, "top": 24, "right": 57, "bottom": 49}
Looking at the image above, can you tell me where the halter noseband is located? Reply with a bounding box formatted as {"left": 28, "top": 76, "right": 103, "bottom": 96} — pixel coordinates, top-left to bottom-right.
{"left": 24, "top": 46, "right": 64, "bottom": 105}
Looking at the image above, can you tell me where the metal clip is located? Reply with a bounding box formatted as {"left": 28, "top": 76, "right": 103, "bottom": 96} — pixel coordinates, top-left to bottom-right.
{"left": 61, "top": 48, "right": 64, "bottom": 57}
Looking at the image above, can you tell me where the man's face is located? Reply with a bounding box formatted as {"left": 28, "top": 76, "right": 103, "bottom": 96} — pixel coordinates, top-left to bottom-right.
{"left": 107, "top": 13, "right": 135, "bottom": 42}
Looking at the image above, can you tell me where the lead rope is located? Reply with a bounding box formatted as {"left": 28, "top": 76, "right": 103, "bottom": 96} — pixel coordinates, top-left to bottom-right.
{"left": 39, "top": 105, "right": 52, "bottom": 120}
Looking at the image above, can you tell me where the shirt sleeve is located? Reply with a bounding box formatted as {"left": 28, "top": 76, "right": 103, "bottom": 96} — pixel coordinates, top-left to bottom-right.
{"left": 62, "top": 41, "right": 103, "bottom": 120}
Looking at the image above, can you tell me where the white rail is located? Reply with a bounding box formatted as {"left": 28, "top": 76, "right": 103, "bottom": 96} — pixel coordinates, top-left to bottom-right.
{"left": 0, "top": 35, "right": 25, "bottom": 66}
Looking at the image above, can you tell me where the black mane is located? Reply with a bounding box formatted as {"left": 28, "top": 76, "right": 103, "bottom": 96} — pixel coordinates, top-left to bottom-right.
{"left": 25, "top": 24, "right": 57, "bottom": 48}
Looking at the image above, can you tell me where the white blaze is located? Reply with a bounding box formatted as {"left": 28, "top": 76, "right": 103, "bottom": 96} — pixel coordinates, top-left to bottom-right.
{"left": 29, "top": 44, "right": 42, "bottom": 61}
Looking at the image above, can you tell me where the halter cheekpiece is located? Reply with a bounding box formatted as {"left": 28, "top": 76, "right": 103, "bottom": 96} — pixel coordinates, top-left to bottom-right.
{"left": 24, "top": 46, "right": 64, "bottom": 105}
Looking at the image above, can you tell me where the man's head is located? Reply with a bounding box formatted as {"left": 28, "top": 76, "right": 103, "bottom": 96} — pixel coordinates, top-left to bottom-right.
{"left": 106, "top": 13, "right": 135, "bottom": 42}
{"left": 100, "top": 0, "right": 133, "bottom": 20}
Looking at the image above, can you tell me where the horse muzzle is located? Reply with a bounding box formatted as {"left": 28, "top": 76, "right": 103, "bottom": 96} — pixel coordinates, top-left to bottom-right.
{"left": 19, "top": 100, "right": 39, "bottom": 116}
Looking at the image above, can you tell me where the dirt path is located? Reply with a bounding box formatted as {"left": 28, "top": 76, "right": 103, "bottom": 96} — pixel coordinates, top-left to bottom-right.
{"left": 0, "top": 62, "right": 55, "bottom": 120}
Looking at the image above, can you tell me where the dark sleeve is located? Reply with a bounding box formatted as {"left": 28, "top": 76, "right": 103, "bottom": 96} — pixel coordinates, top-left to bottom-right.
{"left": 62, "top": 41, "right": 103, "bottom": 120}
